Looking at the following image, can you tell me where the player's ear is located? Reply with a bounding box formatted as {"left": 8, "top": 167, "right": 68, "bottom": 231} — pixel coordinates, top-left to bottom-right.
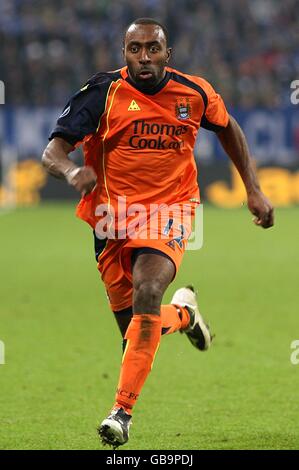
{"left": 165, "top": 47, "right": 172, "bottom": 63}
{"left": 122, "top": 47, "right": 125, "bottom": 59}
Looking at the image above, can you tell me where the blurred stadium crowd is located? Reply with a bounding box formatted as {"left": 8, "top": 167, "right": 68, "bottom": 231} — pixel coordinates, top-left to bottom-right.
{"left": 0, "top": 0, "right": 298, "bottom": 107}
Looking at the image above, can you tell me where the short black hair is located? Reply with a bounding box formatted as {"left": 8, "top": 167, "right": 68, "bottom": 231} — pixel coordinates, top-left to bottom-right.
{"left": 125, "top": 18, "right": 169, "bottom": 46}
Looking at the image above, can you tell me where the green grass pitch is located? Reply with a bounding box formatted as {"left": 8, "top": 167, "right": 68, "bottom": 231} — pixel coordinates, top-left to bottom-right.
{"left": 0, "top": 203, "right": 298, "bottom": 450}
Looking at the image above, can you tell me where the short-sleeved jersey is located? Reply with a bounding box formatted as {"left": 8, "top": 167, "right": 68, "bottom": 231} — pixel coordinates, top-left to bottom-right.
{"left": 50, "top": 66, "right": 229, "bottom": 229}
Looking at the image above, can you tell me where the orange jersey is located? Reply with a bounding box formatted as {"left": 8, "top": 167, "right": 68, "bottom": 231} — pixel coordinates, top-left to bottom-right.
{"left": 50, "top": 66, "right": 229, "bottom": 230}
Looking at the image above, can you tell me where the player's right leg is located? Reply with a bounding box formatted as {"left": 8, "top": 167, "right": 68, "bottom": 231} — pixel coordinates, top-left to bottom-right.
{"left": 96, "top": 241, "right": 211, "bottom": 447}
{"left": 100, "top": 252, "right": 175, "bottom": 448}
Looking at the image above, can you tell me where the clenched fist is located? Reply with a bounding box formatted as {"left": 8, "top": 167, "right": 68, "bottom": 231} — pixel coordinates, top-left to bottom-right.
{"left": 65, "top": 166, "right": 97, "bottom": 196}
{"left": 247, "top": 189, "right": 274, "bottom": 229}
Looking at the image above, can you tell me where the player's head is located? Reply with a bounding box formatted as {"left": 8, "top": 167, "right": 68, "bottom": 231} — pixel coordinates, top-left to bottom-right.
{"left": 123, "top": 18, "right": 172, "bottom": 91}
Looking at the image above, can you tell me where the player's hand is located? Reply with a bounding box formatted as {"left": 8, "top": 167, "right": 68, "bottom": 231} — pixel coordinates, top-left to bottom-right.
{"left": 65, "top": 166, "right": 97, "bottom": 196}
{"left": 247, "top": 189, "right": 274, "bottom": 229}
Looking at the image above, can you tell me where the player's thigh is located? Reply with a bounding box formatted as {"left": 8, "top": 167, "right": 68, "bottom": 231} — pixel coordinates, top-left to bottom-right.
{"left": 132, "top": 252, "right": 175, "bottom": 312}
{"left": 133, "top": 252, "right": 175, "bottom": 289}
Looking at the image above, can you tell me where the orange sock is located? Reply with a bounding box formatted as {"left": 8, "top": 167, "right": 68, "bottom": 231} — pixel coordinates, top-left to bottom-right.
{"left": 114, "top": 314, "right": 161, "bottom": 413}
{"left": 160, "top": 304, "right": 190, "bottom": 335}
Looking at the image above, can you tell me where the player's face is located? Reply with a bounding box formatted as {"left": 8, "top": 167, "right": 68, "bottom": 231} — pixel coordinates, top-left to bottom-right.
{"left": 123, "top": 24, "right": 171, "bottom": 90}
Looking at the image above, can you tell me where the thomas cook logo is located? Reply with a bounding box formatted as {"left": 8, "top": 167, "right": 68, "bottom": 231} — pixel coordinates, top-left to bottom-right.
{"left": 175, "top": 98, "right": 191, "bottom": 120}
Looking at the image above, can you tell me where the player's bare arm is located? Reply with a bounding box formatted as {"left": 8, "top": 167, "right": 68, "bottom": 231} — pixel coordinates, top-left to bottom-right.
{"left": 42, "top": 137, "right": 97, "bottom": 196}
{"left": 217, "top": 115, "right": 274, "bottom": 229}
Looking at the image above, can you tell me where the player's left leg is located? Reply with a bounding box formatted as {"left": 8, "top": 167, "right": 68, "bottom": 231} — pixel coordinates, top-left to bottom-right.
{"left": 114, "top": 304, "right": 189, "bottom": 339}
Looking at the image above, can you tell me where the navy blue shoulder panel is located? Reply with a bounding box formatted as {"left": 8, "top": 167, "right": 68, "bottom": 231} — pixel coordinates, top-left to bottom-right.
{"left": 86, "top": 70, "right": 122, "bottom": 87}
{"left": 170, "top": 72, "right": 225, "bottom": 133}
{"left": 49, "top": 71, "right": 121, "bottom": 145}
{"left": 200, "top": 115, "right": 226, "bottom": 132}
{"left": 170, "top": 72, "right": 208, "bottom": 111}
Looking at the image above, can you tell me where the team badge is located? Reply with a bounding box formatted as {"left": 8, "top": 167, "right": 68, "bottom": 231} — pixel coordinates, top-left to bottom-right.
{"left": 175, "top": 98, "right": 191, "bottom": 120}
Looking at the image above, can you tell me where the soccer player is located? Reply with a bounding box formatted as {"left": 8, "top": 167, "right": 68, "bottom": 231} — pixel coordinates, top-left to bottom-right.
{"left": 42, "top": 18, "right": 274, "bottom": 448}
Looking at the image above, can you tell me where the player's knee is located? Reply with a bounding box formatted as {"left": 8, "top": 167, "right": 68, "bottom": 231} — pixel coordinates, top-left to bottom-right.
{"left": 133, "top": 280, "right": 163, "bottom": 313}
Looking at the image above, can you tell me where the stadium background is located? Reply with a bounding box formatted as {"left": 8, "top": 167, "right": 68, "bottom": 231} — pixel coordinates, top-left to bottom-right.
{"left": 0, "top": 0, "right": 298, "bottom": 206}
{"left": 0, "top": 0, "right": 298, "bottom": 450}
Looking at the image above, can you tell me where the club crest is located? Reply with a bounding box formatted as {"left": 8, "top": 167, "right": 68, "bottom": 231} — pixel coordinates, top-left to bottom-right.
{"left": 175, "top": 98, "right": 191, "bottom": 120}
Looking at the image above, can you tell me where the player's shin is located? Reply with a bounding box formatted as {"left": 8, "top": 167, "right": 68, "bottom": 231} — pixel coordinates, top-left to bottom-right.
{"left": 114, "top": 314, "right": 161, "bottom": 413}
{"left": 160, "top": 304, "right": 190, "bottom": 335}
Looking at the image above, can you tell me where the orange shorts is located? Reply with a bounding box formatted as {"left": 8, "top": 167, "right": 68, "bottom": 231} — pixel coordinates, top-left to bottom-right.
{"left": 94, "top": 204, "right": 195, "bottom": 311}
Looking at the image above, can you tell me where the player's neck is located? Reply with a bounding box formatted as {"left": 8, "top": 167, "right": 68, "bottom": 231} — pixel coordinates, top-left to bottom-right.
{"left": 126, "top": 69, "right": 169, "bottom": 95}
